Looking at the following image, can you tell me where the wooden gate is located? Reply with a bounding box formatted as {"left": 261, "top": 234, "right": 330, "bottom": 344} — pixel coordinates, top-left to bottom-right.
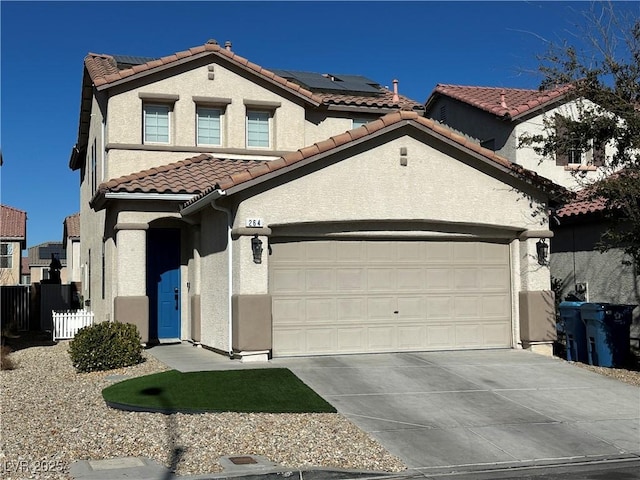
{"left": 1, "top": 285, "right": 30, "bottom": 331}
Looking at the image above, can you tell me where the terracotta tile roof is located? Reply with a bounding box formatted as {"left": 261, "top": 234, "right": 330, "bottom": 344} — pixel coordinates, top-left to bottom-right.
{"left": 83, "top": 42, "right": 422, "bottom": 111}
{"left": 183, "top": 111, "right": 566, "bottom": 209}
{"left": 427, "top": 84, "right": 573, "bottom": 119}
{"left": 555, "top": 191, "right": 607, "bottom": 218}
{"left": 91, "top": 154, "right": 263, "bottom": 208}
{"left": 0, "top": 204, "right": 27, "bottom": 240}
{"left": 21, "top": 257, "right": 29, "bottom": 276}
{"left": 63, "top": 213, "right": 80, "bottom": 239}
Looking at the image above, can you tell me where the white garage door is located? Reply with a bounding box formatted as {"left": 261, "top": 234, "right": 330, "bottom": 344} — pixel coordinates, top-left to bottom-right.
{"left": 270, "top": 240, "right": 512, "bottom": 356}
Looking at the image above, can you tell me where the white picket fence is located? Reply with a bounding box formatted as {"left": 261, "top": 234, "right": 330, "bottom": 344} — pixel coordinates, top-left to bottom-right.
{"left": 52, "top": 309, "right": 94, "bottom": 341}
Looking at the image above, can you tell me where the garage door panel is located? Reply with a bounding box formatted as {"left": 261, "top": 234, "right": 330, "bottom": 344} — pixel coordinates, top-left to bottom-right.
{"left": 426, "top": 325, "right": 455, "bottom": 347}
{"left": 426, "top": 296, "right": 454, "bottom": 318}
{"left": 306, "top": 298, "right": 335, "bottom": 323}
{"left": 483, "top": 323, "right": 511, "bottom": 346}
{"left": 271, "top": 268, "right": 305, "bottom": 294}
{"left": 305, "top": 241, "right": 335, "bottom": 262}
{"left": 306, "top": 269, "right": 335, "bottom": 293}
{"left": 336, "top": 268, "right": 366, "bottom": 291}
{"left": 397, "top": 268, "right": 425, "bottom": 291}
{"left": 397, "top": 296, "right": 425, "bottom": 318}
{"left": 454, "top": 296, "right": 481, "bottom": 317}
{"left": 368, "top": 326, "right": 396, "bottom": 350}
{"left": 481, "top": 267, "right": 511, "bottom": 289}
{"left": 426, "top": 268, "right": 453, "bottom": 289}
{"left": 482, "top": 295, "right": 511, "bottom": 317}
{"left": 337, "top": 327, "right": 366, "bottom": 351}
{"left": 306, "top": 328, "right": 337, "bottom": 354}
{"left": 398, "top": 325, "right": 427, "bottom": 349}
{"left": 425, "top": 243, "right": 453, "bottom": 263}
{"left": 454, "top": 268, "right": 480, "bottom": 289}
{"left": 336, "top": 297, "right": 367, "bottom": 321}
{"left": 272, "top": 298, "right": 304, "bottom": 323}
{"left": 271, "top": 240, "right": 511, "bottom": 356}
{"left": 367, "top": 242, "right": 397, "bottom": 262}
{"left": 367, "top": 268, "right": 396, "bottom": 290}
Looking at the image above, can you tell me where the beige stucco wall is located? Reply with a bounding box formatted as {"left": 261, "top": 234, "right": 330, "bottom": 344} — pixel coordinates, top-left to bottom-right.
{"left": 513, "top": 100, "right": 610, "bottom": 190}
{"left": 0, "top": 240, "right": 21, "bottom": 286}
{"left": 107, "top": 61, "right": 306, "bottom": 152}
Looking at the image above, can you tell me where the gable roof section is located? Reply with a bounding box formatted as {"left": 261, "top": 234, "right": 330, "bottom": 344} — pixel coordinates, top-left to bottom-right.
{"left": 83, "top": 43, "right": 422, "bottom": 111}
{"left": 1, "top": 204, "right": 27, "bottom": 247}
{"left": 90, "top": 154, "right": 264, "bottom": 210}
{"left": 182, "top": 111, "right": 567, "bottom": 213}
{"left": 426, "top": 84, "right": 573, "bottom": 120}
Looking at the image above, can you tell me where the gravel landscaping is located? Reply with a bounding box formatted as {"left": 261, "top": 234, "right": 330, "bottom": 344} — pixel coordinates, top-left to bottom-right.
{"left": 0, "top": 340, "right": 406, "bottom": 479}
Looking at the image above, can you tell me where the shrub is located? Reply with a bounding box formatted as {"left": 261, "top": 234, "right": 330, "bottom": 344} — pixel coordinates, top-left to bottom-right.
{"left": 69, "top": 321, "right": 143, "bottom": 373}
{"left": 1, "top": 346, "right": 16, "bottom": 370}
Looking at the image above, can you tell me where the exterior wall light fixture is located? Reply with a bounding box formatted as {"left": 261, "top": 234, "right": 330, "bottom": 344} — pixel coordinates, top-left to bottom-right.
{"left": 251, "top": 235, "right": 263, "bottom": 264}
{"left": 536, "top": 238, "right": 549, "bottom": 266}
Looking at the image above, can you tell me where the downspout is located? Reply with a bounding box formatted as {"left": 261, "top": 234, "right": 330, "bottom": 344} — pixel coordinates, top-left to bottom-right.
{"left": 211, "top": 195, "right": 234, "bottom": 358}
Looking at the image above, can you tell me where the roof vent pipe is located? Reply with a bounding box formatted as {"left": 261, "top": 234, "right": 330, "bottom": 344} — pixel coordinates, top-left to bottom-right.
{"left": 225, "top": 41, "right": 232, "bottom": 51}
{"left": 392, "top": 79, "right": 399, "bottom": 103}
{"left": 206, "top": 39, "right": 218, "bottom": 45}
{"left": 500, "top": 90, "right": 507, "bottom": 109}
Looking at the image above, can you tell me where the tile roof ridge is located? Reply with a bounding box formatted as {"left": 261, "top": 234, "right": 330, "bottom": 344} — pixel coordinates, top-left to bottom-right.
{"left": 85, "top": 42, "right": 325, "bottom": 104}
{"left": 1, "top": 204, "right": 26, "bottom": 212}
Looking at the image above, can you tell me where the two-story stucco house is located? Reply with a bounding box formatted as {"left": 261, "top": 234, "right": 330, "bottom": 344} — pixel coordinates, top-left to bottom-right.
{"left": 424, "top": 84, "right": 608, "bottom": 190}
{"left": 69, "top": 41, "right": 566, "bottom": 360}
{"left": 0, "top": 204, "right": 27, "bottom": 286}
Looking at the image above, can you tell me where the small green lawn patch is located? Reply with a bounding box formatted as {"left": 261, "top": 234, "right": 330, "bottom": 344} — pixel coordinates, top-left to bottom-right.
{"left": 102, "top": 368, "right": 336, "bottom": 414}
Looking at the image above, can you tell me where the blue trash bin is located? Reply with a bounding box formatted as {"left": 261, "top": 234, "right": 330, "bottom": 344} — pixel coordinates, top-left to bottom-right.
{"left": 559, "top": 301, "right": 587, "bottom": 362}
{"left": 580, "top": 303, "right": 637, "bottom": 367}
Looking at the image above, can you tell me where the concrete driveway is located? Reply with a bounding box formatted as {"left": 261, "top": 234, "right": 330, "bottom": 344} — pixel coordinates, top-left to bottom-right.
{"left": 272, "top": 350, "right": 640, "bottom": 476}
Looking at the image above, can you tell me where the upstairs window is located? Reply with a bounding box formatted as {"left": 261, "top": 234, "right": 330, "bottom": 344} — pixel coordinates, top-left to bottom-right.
{"left": 352, "top": 118, "right": 371, "bottom": 129}
{"left": 197, "top": 107, "right": 222, "bottom": 146}
{"left": 144, "top": 104, "right": 170, "bottom": 144}
{"left": 555, "top": 115, "right": 605, "bottom": 167}
{"left": 1, "top": 243, "right": 13, "bottom": 268}
{"left": 246, "top": 110, "right": 271, "bottom": 148}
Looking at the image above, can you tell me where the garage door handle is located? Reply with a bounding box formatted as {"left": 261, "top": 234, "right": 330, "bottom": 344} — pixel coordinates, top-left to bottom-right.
{"left": 394, "top": 311, "right": 399, "bottom": 314}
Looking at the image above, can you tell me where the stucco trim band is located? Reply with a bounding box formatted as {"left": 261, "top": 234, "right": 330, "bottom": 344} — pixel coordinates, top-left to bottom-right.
{"left": 114, "top": 223, "right": 149, "bottom": 231}
{"left": 518, "top": 230, "right": 554, "bottom": 240}
{"left": 231, "top": 227, "right": 272, "bottom": 237}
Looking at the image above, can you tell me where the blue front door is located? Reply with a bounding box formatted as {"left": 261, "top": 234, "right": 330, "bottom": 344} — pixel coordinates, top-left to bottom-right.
{"left": 147, "top": 228, "right": 181, "bottom": 340}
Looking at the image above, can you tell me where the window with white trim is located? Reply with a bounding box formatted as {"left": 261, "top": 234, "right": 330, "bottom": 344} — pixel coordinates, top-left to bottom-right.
{"left": 0, "top": 243, "right": 13, "bottom": 268}
{"left": 144, "top": 104, "right": 170, "bottom": 144}
{"left": 246, "top": 110, "right": 271, "bottom": 148}
{"left": 197, "top": 107, "right": 222, "bottom": 146}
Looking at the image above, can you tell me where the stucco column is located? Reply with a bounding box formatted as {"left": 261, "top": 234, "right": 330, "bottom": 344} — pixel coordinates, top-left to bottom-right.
{"left": 113, "top": 223, "right": 149, "bottom": 342}
{"left": 190, "top": 226, "right": 202, "bottom": 343}
{"left": 518, "top": 230, "right": 555, "bottom": 356}
{"left": 230, "top": 227, "right": 272, "bottom": 362}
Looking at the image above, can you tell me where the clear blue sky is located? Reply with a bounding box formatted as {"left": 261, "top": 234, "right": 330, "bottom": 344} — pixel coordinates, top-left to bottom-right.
{"left": 1, "top": 1, "right": 636, "bottom": 251}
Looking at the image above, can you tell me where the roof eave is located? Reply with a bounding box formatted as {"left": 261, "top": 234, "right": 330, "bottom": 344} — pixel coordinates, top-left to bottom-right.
{"left": 91, "top": 191, "right": 196, "bottom": 211}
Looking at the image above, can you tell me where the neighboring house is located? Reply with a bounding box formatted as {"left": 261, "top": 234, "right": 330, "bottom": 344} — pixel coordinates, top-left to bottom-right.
{"left": 63, "top": 213, "right": 82, "bottom": 285}
{"left": 28, "top": 242, "right": 68, "bottom": 284}
{"left": 0, "top": 205, "right": 27, "bottom": 286}
{"left": 424, "top": 84, "right": 609, "bottom": 190}
{"left": 551, "top": 191, "right": 639, "bottom": 338}
{"left": 69, "top": 40, "right": 565, "bottom": 359}
{"left": 20, "top": 257, "right": 30, "bottom": 285}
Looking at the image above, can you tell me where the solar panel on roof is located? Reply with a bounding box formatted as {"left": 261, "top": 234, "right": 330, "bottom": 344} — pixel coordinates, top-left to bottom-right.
{"left": 270, "top": 69, "right": 381, "bottom": 94}
{"left": 113, "top": 55, "right": 159, "bottom": 67}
